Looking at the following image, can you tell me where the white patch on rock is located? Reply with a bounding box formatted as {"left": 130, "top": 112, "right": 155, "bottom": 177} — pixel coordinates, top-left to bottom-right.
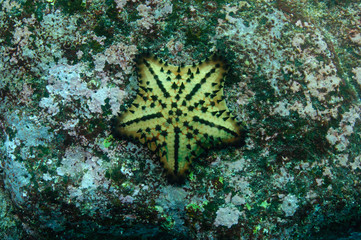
{"left": 281, "top": 194, "right": 298, "bottom": 217}
{"left": 214, "top": 207, "right": 241, "bottom": 228}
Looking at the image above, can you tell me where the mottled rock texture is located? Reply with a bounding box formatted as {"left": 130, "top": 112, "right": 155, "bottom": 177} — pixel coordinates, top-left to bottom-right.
{"left": 0, "top": 0, "right": 361, "bottom": 239}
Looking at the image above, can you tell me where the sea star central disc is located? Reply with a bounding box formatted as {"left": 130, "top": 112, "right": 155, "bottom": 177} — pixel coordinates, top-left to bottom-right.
{"left": 114, "top": 54, "right": 244, "bottom": 180}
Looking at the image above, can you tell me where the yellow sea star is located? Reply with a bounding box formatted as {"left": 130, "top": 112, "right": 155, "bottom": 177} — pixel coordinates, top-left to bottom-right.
{"left": 114, "top": 54, "right": 245, "bottom": 180}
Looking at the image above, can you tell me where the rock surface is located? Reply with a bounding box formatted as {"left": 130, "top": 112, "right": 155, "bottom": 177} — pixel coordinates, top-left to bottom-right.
{"left": 1, "top": 0, "right": 361, "bottom": 239}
